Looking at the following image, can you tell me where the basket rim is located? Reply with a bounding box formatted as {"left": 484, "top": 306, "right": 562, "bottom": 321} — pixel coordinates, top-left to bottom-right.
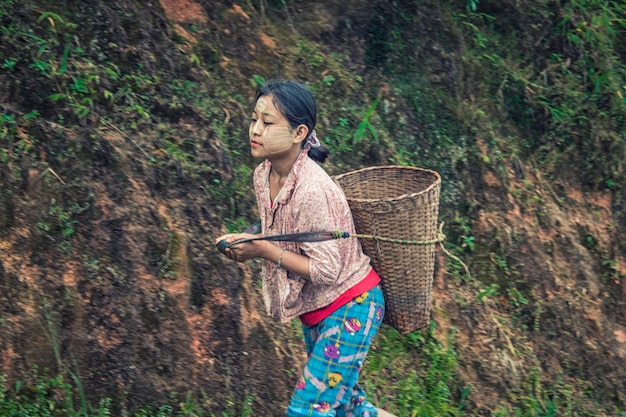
{"left": 333, "top": 165, "right": 441, "bottom": 204}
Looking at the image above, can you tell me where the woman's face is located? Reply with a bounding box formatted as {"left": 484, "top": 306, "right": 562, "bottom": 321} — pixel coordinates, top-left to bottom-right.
{"left": 249, "top": 95, "right": 298, "bottom": 158}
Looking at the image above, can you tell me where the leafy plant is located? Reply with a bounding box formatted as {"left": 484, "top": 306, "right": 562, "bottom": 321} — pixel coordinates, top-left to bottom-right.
{"left": 466, "top": 0, "right": 480, "bottom": 13}
{"left": 353, "top": 91, "right": 382, "bottom": 145}
{"left": 250, "top": 74, "right": 265, "bottom": 88}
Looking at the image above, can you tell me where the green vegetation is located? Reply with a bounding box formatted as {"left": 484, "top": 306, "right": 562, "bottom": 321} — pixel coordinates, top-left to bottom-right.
{"left": 363, "top": 324, "right": 467, "bottom": 416}
{"left": 0, "top": 370, "right": 206, "bottom": 417}
{"left": 1, "top": 0, "right": 625, "bottom": 416}
{"left": 457, "top": 1, "right": 626, "bottom": 190}
{"left": 0, "top": 371, "right": 109, "bottom": 417}
{"left": 0, "top": 371, "right": 255, "bottom": 417}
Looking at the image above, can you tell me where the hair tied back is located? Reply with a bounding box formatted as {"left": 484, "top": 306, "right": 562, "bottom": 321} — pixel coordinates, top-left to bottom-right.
{"left": 307, "top": 129, "right": 321, "bottom": 148}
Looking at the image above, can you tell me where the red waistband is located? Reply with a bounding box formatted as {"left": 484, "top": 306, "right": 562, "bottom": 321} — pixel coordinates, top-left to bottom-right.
{"left": 299, "top": 268, "right": 381, "bottom": 326}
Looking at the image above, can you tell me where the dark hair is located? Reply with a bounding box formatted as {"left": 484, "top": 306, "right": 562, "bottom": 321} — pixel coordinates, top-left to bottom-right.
{"left": 253, "top": 78, "right": 330, "bottom": 163}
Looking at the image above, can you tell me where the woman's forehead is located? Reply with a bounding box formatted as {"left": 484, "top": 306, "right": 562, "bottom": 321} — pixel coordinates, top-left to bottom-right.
{"left": 254, "top": 95, "right": 281, "bottom": 117}
{"left": 256, "top": 97, "right": 269, "bottom": 112}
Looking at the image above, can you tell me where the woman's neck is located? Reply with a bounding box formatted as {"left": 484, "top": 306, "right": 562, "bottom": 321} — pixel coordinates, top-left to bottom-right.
{"left": 269, "top": 147, "right": 302, "bottom": 179}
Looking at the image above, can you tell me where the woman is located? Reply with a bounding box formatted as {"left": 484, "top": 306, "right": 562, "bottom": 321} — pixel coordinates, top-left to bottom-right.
{"left": 216, "top": 79, "right": 389, "bottom": 417}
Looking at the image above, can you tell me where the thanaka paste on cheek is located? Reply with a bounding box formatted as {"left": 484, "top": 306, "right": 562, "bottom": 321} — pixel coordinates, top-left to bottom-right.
{"left": 262, "top": 126, "right": 295, "bottom": 154}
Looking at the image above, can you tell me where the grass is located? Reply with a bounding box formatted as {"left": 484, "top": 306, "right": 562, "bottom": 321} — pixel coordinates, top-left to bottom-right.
{"left": 3, "top": 357, "right": 625, "bottom": 417}
{"left": 362, "top": 323, "right": 468, "bottom": 416}
{"left": 0, "top": 370, "right": 111, "bottom": 417}
{"left": 0, "top": 370, "right": 250, "bottom": 417}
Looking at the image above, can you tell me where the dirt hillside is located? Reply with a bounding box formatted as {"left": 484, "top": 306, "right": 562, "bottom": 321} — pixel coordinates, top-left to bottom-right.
{"left": 1, "top": 0, "right": 625, "bottom": 416}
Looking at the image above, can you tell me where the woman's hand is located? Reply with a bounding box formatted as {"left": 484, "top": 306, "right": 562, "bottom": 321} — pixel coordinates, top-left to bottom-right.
{"left": 214, "top": 233, "right": 268, "bottom": 262}
{"left": 215, "top": 234, "right": 310, "bottom": 277}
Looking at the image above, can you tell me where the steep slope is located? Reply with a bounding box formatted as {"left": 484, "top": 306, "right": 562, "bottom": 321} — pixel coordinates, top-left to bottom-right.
{"left": 436, "top": 154, "right": 626, "bottom": 413}
{"left": 1, "top": 0, "right": 625, "bottom": 416}
{"left": 0, "top": 1, "right": 305, "bottom": 415}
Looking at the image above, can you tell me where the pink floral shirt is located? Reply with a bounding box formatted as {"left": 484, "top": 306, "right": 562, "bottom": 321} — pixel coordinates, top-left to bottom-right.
{"left": 253, "top": 149, "right": 372, "bottom": 322}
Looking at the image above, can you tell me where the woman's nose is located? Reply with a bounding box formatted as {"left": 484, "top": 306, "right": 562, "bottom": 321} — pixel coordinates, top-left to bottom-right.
{"left": 251, "top": 120, "right": 262, "bottom": 135}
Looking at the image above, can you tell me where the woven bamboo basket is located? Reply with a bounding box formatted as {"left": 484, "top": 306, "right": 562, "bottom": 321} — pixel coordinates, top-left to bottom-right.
{"left": 334, "top": 166, "right": 441, "bottom": 335}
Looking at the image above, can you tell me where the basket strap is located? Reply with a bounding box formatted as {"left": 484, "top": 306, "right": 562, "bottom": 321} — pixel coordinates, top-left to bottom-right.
{"left": 218, "top": 223, "right": 445, "bottom": 248}
{"left": 349, "top": 232, "right": 445, "bottom": 245}
{"left": 217, "top": 221, "right": 471, "bottom": 279}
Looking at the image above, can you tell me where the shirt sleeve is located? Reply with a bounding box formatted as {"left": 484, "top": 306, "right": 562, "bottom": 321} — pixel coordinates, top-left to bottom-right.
{"left": 294, "top": 183, "right": 352, "bottom": 285}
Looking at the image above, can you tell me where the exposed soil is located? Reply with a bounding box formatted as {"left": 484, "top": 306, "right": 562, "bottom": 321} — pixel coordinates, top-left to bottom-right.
{"left": 0, "top": 1, "right": 625, "bottom": 416}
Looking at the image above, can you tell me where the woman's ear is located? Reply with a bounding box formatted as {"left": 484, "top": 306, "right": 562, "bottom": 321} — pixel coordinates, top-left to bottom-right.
{"left": 293, "top": 124, "right": 309, "bottom": 144}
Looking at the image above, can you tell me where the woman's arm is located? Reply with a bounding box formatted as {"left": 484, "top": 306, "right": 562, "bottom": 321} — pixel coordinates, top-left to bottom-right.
{"left": 271, "top": 244, "right": 310, "bottom": 278}
{"left": 214, "top": 233, "right": 311, "bottom": 278}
